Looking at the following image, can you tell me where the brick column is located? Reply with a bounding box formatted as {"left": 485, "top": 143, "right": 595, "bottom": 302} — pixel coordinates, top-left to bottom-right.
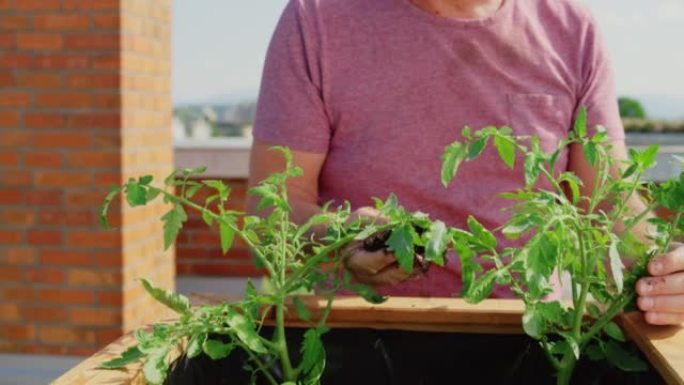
{"left": 0, "top": 0, "right": 174, "bottom": 355}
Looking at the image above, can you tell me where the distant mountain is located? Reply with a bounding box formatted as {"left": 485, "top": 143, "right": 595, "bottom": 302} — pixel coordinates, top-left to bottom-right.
{"left": 633, "top": 94, "right": 684, "bottom": 120}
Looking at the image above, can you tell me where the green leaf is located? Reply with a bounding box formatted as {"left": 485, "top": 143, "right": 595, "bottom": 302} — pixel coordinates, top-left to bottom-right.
{"left": 387, "top": 223, "right": 415, "bottom": 272}
{"left": 142, "top": 347, "right": 169, "bottom": 385}
{"left": 343, "top": 271, "right": 386, "bottom": 304}
{"left": 293, "top": 296, "right": 312, "bottom": 322}
{"left": 467, "top": 216, "right": 497, "bottom": 249}
{"left": 493, "top": 134, "right": 516, "bottom": 169}
{"left": 187, "top": 333, "right": 206, "bottom": 358}
{"left": 559, "top": 173, "right": 583, "bottom": 204}
{"left": 202, "top": 339, "right": 234, "bottom": 360}
{"left": 502, "top": 214, "right": 538, "bottom": 240}
{"left": 203, "top": 180, "right": 229, "bottom": 201}
{"left": 441, "top": 142, "right": 467, "bottom": 187}
{"left": 583, "top": 141, "right": 598, "bottom": 166}
{"left": 604, "top": 321, "right": 626, "bottom": 342}
{"left": 467, "top": 136, "right": 488, "bottom": 160}
{"left": 464, "top": 269, "right": 497, "bottom": 303}
{"left": 185, "top": 183, "right": 203, "bottom": 199}
{"left": 219, "top": 220, "right": 235, "bottom": 254}
{"left": 98, "top": 345, "right": 143, "bottom": 369}
{"left": 604, "top": 341, "right": 647, "bottom": 372}
{"left": 161, "top": 205, "right": 187, "bottom": 250}
{"left": 226, "top": 308, "right": 267, "bottom": 353}
{"left": 100, "top": 186, "right": 121, "bottom": 229}
{"left": 641, "top": 144, "right": 660, "bottom": 169}
{"left": 424, "top": 220, "right": 448, "bottom": 266}
{"left": 586, "top": 343, "right": 605, "bottom": 361}
{"left": 522, "top": 306, "right": 544, "bottom": 339}
{"left": 609, "top": 235, "right": 625, "bottom": 293}
{"left": 574, "top": 106, "right": 587, "bottom": 138}
{"left": 622, "top": 163, "right": 639, "bottom": 179}
{"left": 524, "top": 153, "right": 542, "bottom": 186}
{"left": 300, "top": 329, "right": 325, "bottom": 374}
{"left": 201, "top": 209, "right": 213, "bottom": 226}
{"left": 140, "top": 279, "right": 191, "bottom": 315}
{"left": 126, "top": 180, "right": 147, "bottom": 207}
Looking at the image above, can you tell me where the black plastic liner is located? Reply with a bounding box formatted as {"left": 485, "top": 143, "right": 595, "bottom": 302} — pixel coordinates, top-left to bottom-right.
{"left": 164, "top": 327, "right": 664, "bottom": 385}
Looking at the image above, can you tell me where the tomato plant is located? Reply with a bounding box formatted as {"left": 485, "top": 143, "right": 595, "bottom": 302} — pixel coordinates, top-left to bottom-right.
{"left": 440, "top": 107, "right": 684, "bottom": 385}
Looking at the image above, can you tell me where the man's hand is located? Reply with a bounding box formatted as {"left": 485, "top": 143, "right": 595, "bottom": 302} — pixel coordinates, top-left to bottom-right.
{"left": 636, "top": 242, "right": 684, "bottom": 325}
{"left": 342, "top": 207, "right": 420, "bottom": 287}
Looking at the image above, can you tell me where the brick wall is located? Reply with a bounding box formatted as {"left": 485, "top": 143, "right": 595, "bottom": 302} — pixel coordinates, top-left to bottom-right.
{"left": 175, "top": 177, "right": 264, "bottom": 277}
{"left": 0, "top": 0, "right": 174, "bottom": 355}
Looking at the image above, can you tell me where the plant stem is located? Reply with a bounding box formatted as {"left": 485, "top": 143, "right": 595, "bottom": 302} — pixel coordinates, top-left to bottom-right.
{"left": 556, "top": 354, "right": 577, "bottom": 385}
{"left": 275, "top": 300, "right": 295, "bottom": 381}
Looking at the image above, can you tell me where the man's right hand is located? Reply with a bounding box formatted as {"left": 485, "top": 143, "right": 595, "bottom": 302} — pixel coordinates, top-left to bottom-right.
{"left": 342, "top": 207, "right": 419, "bottom": 287}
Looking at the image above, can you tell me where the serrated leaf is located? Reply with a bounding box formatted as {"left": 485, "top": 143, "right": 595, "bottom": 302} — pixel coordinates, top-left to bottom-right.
{"left": 583, "top": 141, "right": 598, "bottom": 166}
{"left": 641, "top": 145, "right": 659, "bottom": 169}
{"left": 201, "top": 209, "right": 213, "bottom": 226}
{"left": 559, "top": 173, "right": 583, "bottom": 204}
{"left": 467, "top": 216, "right": 497, "bottom": 249}
{"left": 604, "top": 321, "right": 626, "bottom": 342}
{"left": 219, "top": 219, "right": 235, "bottom": 254}
{"left": 524, "top": 153, "right": 541, "bottom": 186}
{"left": 300, "top": 329, "right": 325, "bottom": 374}
{"left": 187, "top": 333, "right": 206, "bottom": 358}
{"left": 604, "top": 340, "right": 647, "bottom": 372}
{"left": 467, "top": 136, "right": 488, "bottom": 160}
{"left": 609, "top": 235, "right": 624, "bottom": 293}
{"left": 441, "top": 142, "right": 466, "bottom": 187}
{"left": 226, "top": 308, "right": 267, "bottom": 353}
{"left": 140, "top": 279, "right": 191, "bottom": 315}
{"left": 185, "top": 183, "right": 203, "bottom": 199}
{"left": 139, "top": 175, "right": 153, "bottom": 185}
{"left": 202, "top": 339, "right": 234, "bottom": 360}
{"left": 142, "top": 347, "right": 169, "bottom": 385}
{"left": 494, "top": 134, "right": 516, "bottom": 169}
{"left": 161, "top": 205, "right": 186, "bottom": 250}
{"left": 622, "top": 163, "right": 639, "bottom": 179}
{"left": 464, "top": 269, "right": 497, "bottom": 303}
{"left": 522, "top": 306, "right": 544, "bottom": 339}
{"left": 574, "top": 106, "right": 587, "bottom": 138}
{"left": 126, "top": 181, "right": 147, "bottom": 207}
{"left": 425, "top": 220, "right": 448, "bottom": 266}
{"left": 98, "top": 345, "right": 143, "bottom": 369}
{"left": 293, "top": 296, "right": 312, "bottom": 322}
{"left": 387, "top": 223, "right": 415, "bottom": 272}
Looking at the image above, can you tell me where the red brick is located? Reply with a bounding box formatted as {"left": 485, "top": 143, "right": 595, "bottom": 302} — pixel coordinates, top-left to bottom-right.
{"left": 93, "top": 15, "right": 120, "bottom": 29}
{"left": 21, "top": 306, "right": 67, "bottom": 322}
{"left": 66, "top": 152, "right": 119, "bottom": 168}
{"left": 0, "top": 33, "right": 11, "bottom": 49}
{"left": 38, "top": 289, "right": 94, "bottom": 305}
{"left": 2, "top": 248, "right": 35, "bottom": 265}
{"left": 92, "top": 93, "right": 120, "bottom": 108}
{"left": 15, "top": 73, "right": 61, "bottom": 88}
{"left": 67, "top": 231, "right": 120, "bottom": 248}
{"left": 0, "top": 304, "right": 20, "bottom": 322}
{"left": 38, "top": 326, "right": 96, "bottom": 345}
{"left": 66, "top": 191, "right": 113, "bottom": 208}
{"left": 63, "top": 0, "right": 118, "bottom": 10}
{"left": 26, "top": 268, "right": 65, "bottom": 284}
{"left": 35, "top": 170, "right": 92, "bottom": 187}
{"left": 36, "top": 92, "right": 92, "bottom": 108}
{"left": 67, "top": 74, "right": 118, "bottom": 89}
{"left": 67, "top": 113, "right": 120, "bottom": 129}
{"left": 0, "top": 266, "right": 22, "bottom": 281}
{"left": 5, "top": 170, "right": 31, "bottom": 186}
{"left": 96, "top": 329, "right": 121, "bottom": 345}
{"left": 0, "top": 15, "right": 29, "bottom": 30}
{"left": 0, "top": 92, "right": 29, "bottom": 107}
{"left": 65, "top": 34, "right": 119, "bottom": 50}
{"left": 24, "top": 152, "right": 62, "bottom": 167}
{"left": 95, "top": 172, "right": 120, "bottom": 186}
{"left": 70, "top": 308, "right": 121, "bottom": 326}
{"left": 24, "top": 113, "right": 64, "bottom": 128}
{"left": 16, "top": 33, "right": 63, "bottom": 50}
{"left": 0, "top": 189, "right": 22, "bottom": 205}
{"left": 97, "top": 291, "right": 122, "bottom": 306}
{"left": 92, "top": 54, "right": 119, "bottom": 69}
{"left": 67, "top": 269, "right": 120, "bottom": 287}
{"left": 0, "top": 132, "right": 32, "bottom": 147}
{"left": 34, "top": 54, "right": 89, "bottom": 69}
{"left": 0, "top": 72, "right": 12, "bottom": 87}
{"left": 15, "top": 0, "right": 61, "bottom": 11}
{"left": 38, "top": 210, "right": 92, "bottom": 226}
{"left": 1, "top": 210, "right": 35, "bottom": 226}
{"left": 40, "top": 250, "right": 93, "bottom": 266}
{"left": 26, "top": 190, "right": 62, "bottom": 206}
{"left": 27, "top": 230, "right": 62, "bottom": 246}
{"left": 34, "top": 14, "right": 89, "bottom": 30}
{"left": 0, "top": 325, "right": 35, "bottom": 341}
{"left": 0, "top": 111, "right": 19, "bottom": 127}
{"left": 0, "top": 287, "right": 35, "bottom": 302}
{"left": 35, "top": 132, "right": 92, "bottom": 149}
{"left": 0, "top": 53, "right": 33, "bottom": 68}
{"left": 0, "top": 151, "right": 18, "bottom": 166}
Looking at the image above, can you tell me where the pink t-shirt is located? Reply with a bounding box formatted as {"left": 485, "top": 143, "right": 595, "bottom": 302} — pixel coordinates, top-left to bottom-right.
{"left": 253, "top": 0, "right": 624, "bottom": 298}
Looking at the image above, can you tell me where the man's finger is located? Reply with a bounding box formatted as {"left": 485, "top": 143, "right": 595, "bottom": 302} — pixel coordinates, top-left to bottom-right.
{"left": 649, "top": 245, "right": 684, "bottom": 276}
{"left": 643, "top": 311, "right": 684, "bottom": 326}
{"left": 637, "top": 294, "right": 684, "bottom": 313}
{"left": 344, "top": 249, "right": 396, "bottom": 275}
{"left": 637, "top": 272, "right": 684, "bottom": 296}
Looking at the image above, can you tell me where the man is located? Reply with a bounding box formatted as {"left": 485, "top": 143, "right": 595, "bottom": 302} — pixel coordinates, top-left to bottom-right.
{"left": 248, "top": 0, "right": 684, "bottom": 324}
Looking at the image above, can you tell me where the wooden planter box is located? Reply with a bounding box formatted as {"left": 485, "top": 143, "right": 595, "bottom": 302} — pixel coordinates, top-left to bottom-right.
{"left": 53, "top": 296, "right": 684, "bottom": 385}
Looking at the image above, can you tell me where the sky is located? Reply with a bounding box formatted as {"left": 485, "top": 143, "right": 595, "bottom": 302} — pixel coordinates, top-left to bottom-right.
{"left": 173, "top": 0, "right": 684, "bottom": 118}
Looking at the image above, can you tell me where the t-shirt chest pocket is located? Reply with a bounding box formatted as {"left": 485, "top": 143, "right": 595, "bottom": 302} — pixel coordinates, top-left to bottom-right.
{"left": 506, "top": 93, "right": 574, "bottom": 153}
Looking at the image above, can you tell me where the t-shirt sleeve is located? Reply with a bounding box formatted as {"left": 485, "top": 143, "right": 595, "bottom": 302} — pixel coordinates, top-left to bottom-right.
{"left": 575, "top": 15, "right": 625, "bottom": 140}
{"left": 252, "top": 0, "right": 331, "bottom": 153}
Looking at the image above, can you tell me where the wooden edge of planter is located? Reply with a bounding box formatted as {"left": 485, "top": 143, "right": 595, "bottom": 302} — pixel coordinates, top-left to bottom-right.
{"left": 621, "top": 312, "right": 684, "bottom": 385}
{"left": 52, "top": 296, "right": 684, "bottom": 385}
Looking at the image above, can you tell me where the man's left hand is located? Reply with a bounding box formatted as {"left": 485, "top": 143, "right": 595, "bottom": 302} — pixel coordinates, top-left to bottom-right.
{"left": 637, "top": 242, "right": 684, "bottom": 325}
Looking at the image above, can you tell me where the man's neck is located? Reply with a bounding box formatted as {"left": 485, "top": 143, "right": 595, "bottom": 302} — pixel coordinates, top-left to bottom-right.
{"left": 410, "top": 0, "right": 503, "bottom": 20}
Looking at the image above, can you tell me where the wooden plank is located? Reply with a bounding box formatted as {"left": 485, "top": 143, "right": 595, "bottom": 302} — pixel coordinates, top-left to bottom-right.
{"left": 621, "top": 312, "right": 684, "bottom": 385}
